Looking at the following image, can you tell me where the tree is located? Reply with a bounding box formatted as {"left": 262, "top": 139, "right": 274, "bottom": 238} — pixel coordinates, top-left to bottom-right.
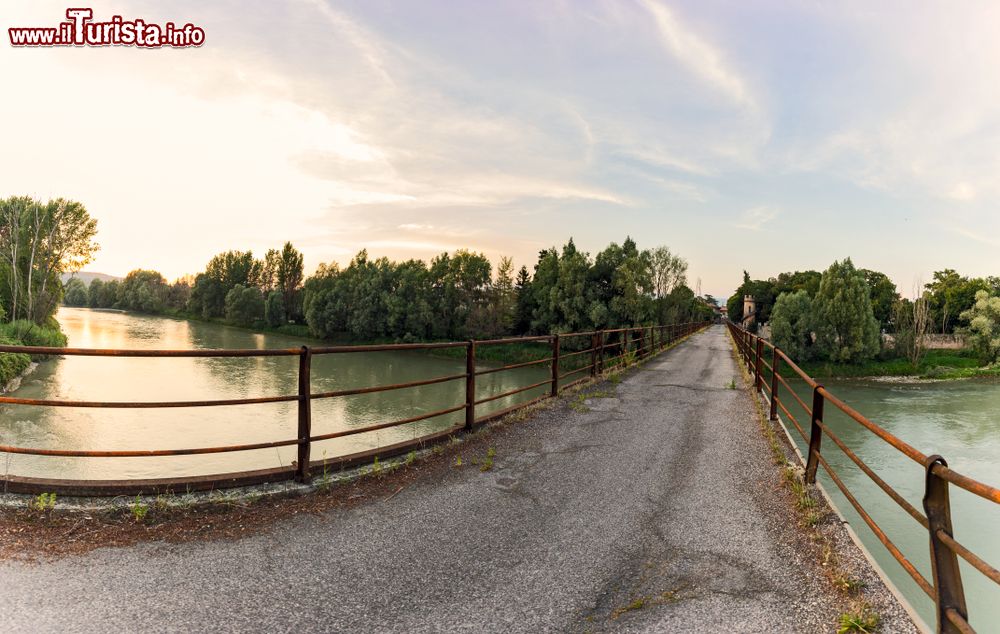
{"left": 892, "top": 293, "right": 931, "bottom": 366}
{"left": 959, "top": 290, "right": 1000, "bottom": 363}
{"left": 264, "top": 290, "right": 286, "bottom": 327}
{"left": 649, "top": 246, "right": 687, "bottom": 298}
{"left": 118, "top": 270, "right": 169, "bottom": 313}
{"left": 812, "top": 258, "right": 881, "bottom": 363}
{"left": 862, "top": 269, "right": 899, "bottom": 330}
{"left": 276, "top": 242, "right": 304, "bottom": 321}
{"left": 0, "top": 196, "right": 99, "bottom": 323}
{"left": 925, "top": 269, "right": 986, "bottom": 334}
{"left": 769, "top": 290, "right": 814, "bottom": 362}
{"left": 513, "top": 265, "right": 532, "bottom": 335}
{"left": 63, "top": 277, "right": 88, "bottom": 307}
{"left": 224, "top": 284, "right": 265, "bottom": 325}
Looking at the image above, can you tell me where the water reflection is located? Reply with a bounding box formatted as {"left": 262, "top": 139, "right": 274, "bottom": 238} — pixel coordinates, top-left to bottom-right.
{"left": 0, "top": 307, "right": 548, "bottom": 482}
{"left": 787, "top": 378, "right": 1000, "bottom": 630}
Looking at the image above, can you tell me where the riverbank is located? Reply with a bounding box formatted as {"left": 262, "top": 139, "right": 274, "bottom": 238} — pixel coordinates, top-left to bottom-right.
{"left": 67, "top": 305, "right": 617, "bottom": 367}
{"left": 781, "top": 349, "right": 997, "bottom": 380}
{"left": 0, "top": 320, "right": 68, "bottom": 386}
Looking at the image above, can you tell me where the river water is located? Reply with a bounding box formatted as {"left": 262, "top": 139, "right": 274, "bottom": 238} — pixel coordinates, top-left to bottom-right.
{"left": 0, "top": 307, "right": 549, "bottom": 482}
{"left": 786, "top": 378, "right": 1000, "bottom": 631}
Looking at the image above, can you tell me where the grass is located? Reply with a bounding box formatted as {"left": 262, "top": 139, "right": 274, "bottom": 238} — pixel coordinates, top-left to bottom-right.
{"left": 837, "top": 606, "right": 880, "bottom": 633}
{"left": 728, "top": 329, "right": 883, "bottom": 632}
{"left": 129, "top": 495, "right": 149, "bottom": 523}
{"left": 785, "top": 349, "right": 986, "bottom": 380}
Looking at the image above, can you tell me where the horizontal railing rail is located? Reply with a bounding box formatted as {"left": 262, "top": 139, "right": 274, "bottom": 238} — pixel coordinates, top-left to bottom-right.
{"left": 0, "top": 321, "right": 710, "bottom": 497}
{"left": 726, "top": 320, "right": 999, "bottom": 634}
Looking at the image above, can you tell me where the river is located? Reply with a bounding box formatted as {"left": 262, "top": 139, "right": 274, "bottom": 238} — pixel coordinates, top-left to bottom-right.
{"left": 0, "top": 307, "right": 549, "bottom": 483}
{"left": 787, "top": 378, "right": 1000, "bottom": 631}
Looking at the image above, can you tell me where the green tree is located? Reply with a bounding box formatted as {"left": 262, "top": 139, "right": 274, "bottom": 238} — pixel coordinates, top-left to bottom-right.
{"left": 118, "top": 270, "right": 168, "bottom": 313}
{"left": 959, "top": 290, "right": 1000, "bottom": 363}
{"left": 769, "top": 290, "right": 814, "bottom": 362}
{"left": 264, "top": 290, "right": 286, "bottom": 327}
{"left": 812, "top": 258, "right": 881, "bottom": 363}
{"left": 276, "top": 242, "right": 304, "bottom": 321}
{"left": 224, "top": 284, "right": 265, "bottom": 326}
{"left": 513, "top": 265, "right": 533, "bottom": 335}
{"left": 0, "top": 196, "right": 99, "bottom": 323}
{"left": 63, "top": 277, "right": 88, "bottom": 307}
{"left": 861, "top": 269, "right": 899, "bottom": 331}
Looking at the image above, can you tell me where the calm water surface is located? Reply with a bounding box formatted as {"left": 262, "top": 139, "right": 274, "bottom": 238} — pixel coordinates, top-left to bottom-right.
{"left": 787, "top": 378, "right": 1000, "bottom": 631}
{"left": 0, "top": 307, "right": 548, "bottom": 482}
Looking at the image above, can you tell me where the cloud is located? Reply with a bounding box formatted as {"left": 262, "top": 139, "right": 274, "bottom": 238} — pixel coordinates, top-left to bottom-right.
{"left": 639, "top": 0, "right": 756, "bottom": 111}
{"left": 734, "top": 206, "right": 779, "bottom": 231}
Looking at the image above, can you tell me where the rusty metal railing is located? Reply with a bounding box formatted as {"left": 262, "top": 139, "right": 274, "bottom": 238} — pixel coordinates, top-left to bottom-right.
{"left": 0, "top": 321, "right": 709, "bottom": 497}
{"left": 726, "top": 320, "right": 999, "bottom": 634}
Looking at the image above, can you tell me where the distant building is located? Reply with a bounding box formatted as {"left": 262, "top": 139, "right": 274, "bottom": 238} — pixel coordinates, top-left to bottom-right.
{"left": 742, "top": 295, "right": 756, "bottom": 327}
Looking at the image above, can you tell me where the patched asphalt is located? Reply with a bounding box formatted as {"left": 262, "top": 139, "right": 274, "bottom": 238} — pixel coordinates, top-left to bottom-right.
{"left": 0, "top": 325, "right": 908, "bottom": 632}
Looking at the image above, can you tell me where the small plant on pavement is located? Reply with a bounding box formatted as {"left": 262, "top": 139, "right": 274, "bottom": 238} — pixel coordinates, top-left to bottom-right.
{"left": 29, "top": 492, "right": 56, "bottom": 518}
{"left": 129, "top": 495, "right": 149, "bottom": 523}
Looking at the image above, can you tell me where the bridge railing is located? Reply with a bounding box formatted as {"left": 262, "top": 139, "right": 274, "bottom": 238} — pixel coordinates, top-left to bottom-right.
{"left": 726, "top": 320, "right": 999, "bottom": 634}
{"left": 0, "top": 321, "right": 710, "bottom": 497}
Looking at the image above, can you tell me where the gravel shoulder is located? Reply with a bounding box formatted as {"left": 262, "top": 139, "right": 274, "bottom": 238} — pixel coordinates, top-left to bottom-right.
{"left": 0, "top": 325, "right": 915, "bottom": 632}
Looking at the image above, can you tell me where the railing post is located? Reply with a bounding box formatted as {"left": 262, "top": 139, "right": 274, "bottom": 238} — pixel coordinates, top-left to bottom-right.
{"left": 923, "top": 455, "right": 968, "bottom": 634}
{"left": 465, "top": 340, "right": 476, "bottom": 430}
{"left": 590, "top": 332, "right": 599, "bottom": 377}
{"left": 295, "top": 345, "right": 312, "bottom": 483}
{"left": 550, "top": 334, "right": 560, "bottom": 397}
{"left": 804, "top": 385, "right": 824, "bottom": 484}
{"left": 598, "top": 330, "right": 605, "bottom": 374}
{"left": 769, "top": 346, "right": 780, "bottom": 421}
{"left": 754, "top": 337, "right": 764, "bottom": 393}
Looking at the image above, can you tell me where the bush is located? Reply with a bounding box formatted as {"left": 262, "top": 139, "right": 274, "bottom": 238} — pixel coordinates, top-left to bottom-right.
{"left": 0, "top": 320, "right": 68, "bottom": 348}
{"left": 959, "top": 290, "right": 1000, "bottom": 363}
{"left": 0, "top": 335, "right": 31, "bottom": 387}
{"left": 264, "top": 291, "right": 286, "bottom": 327}
{"left": 224, "top": 284, "right": 265, "bottom": 326}
{"left": 770, "top": 290, "right": 814, "bottom": 362}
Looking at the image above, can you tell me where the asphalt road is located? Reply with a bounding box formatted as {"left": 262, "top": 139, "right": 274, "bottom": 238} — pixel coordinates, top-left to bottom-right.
{"left": 1, "top": 326, "right": 861, "bottom": 632}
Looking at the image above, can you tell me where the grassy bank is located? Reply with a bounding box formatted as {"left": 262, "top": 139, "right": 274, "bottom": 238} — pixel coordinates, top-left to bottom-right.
{"left": 781, "top": 349, "right": 995, "bottom": 380}
{"left": 0, "top": 320, "right": 68, "bottom": 388}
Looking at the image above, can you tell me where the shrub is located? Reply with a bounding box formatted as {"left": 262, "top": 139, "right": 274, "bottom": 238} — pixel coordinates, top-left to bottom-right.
{"left": 770, "top": 290, "right": 814, "bottom": 362}
{"left": 959, "top": 290, "right": 1000, "bottom": 363}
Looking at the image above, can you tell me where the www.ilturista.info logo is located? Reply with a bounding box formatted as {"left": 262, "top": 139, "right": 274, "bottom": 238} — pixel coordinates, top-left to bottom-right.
{"left": 9, "top": 8, "right": 205, "bottom": 48}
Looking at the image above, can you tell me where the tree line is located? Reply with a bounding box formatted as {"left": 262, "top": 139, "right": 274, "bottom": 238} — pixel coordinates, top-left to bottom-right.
{"left": 66, "top": 237, "right": 714, "bottom": 342}
{"left": 731, "top": 260, "right": 1000, "bottom": 365}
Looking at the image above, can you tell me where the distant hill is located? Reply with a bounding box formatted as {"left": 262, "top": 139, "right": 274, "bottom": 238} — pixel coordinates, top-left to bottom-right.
{"left": 60, "top": 271, "right": 122, "bottom": 285}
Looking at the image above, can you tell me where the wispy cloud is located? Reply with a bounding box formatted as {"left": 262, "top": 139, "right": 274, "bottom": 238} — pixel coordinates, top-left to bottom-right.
{"left": 734, "top": 206, "right": 779, "bottom": 231}
{"left": 639, "top": 0, "right": 756, "bottom": 111}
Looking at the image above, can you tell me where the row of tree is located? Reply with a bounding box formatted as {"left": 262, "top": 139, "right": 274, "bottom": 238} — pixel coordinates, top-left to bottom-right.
{"left": 65, "top": 237, "right": 713, "bottom": 342}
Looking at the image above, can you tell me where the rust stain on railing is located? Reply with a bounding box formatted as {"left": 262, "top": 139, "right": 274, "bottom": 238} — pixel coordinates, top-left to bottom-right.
{"left": 726, "top": 320, "right": 998, "bottom": 634}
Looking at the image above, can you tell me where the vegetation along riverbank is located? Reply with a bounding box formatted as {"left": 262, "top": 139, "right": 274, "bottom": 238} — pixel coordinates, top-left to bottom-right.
{"left": 734, "top": 259, "right": 1000, "bottom": 380}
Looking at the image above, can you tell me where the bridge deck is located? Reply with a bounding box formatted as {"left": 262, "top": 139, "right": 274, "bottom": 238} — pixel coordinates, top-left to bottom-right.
{"left": 0, "top": 325, "right": 915, "bottom": 632}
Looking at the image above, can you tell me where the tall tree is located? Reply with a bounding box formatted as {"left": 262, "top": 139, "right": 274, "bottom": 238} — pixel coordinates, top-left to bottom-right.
{"left": 813, "top": 258, "right": 881, "bottom": 363}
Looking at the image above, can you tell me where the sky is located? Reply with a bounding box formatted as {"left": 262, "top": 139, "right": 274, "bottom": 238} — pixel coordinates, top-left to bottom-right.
{"left": 3, "top": 1, "right": 1000, "bottom": 300}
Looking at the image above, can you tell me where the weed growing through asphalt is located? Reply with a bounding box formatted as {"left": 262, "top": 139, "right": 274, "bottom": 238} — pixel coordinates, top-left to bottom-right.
{"left": 371, "top": 456, "right": 382, "bottom": 476}
{"left": 837, "top": 606, "right": 880, "bottom": 633}
{"left": 480, "top": 447, "right": 495, "bottom": 472}
{"left": 454, "top": 455, "right": 463, "bottom": 468}
{"left": 727, "top": 378, "right": 737, "bottom": 389}
{"left": 129, "top": 495, "right": 149, "bottom": 523}
{"left": 29, "top": 492, "right": 56, "bottom": 517}
{"left": 405, "top": 450, "right": 416, "bottom": 466}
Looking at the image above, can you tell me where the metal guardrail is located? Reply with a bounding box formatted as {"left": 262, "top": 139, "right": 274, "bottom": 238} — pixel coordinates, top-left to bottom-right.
{"left": 726, "top": 320, "right": 999, "bottom": 634}
{"left": 0, "top": 321, "right": 710, "bottom": 497}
